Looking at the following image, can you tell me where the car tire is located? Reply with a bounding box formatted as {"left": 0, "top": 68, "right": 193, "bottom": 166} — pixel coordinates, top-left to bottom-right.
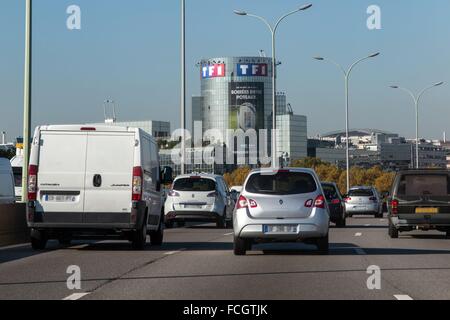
{"left": 388, "top": 221, "right": 399, "bottom": 239}
{"left": 233, "top": 237, "right": 248, "bottom": 256}
{"left": 316, "top": 233, "right": 329, "bottom": 254}
{"left": 150, "top": 213, "right": 164, "bottom": 246}
{"left": 225, "top": 219, "right": 233, "bottom": 229}
{"left": 31, "top": 229, "right": 47, "bottom": 250}
{"left": 165, "top": 220, "right": 174, "bottom": 229}
{"left": 132, "top": 216, "right": 148, "bottom": 250}
{"left": 216, "top": 212, "right": 226, "bottom": 229}
{"left": 336, "top": 216, "right": 346, "bottom": 228}
{"left": 58, "top": 234, "right": 72, "bottom": 246}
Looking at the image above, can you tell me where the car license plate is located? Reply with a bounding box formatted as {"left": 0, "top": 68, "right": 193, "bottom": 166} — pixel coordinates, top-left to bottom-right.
{"left": 45, "top": 195, "right": 76, "bottom": 202}
{"left": 415, "top": 207, "right": 439, "bottom": 214}
{"left": 263, "top": 225, "right": 298, "bottom": 234}
{"left": 184, "top": 204, "right": 202, "bottom": 209}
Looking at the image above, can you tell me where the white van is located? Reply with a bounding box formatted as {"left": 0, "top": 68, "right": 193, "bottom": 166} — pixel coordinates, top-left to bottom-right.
{"left": 0, "top": 158, "right": 15, "bottom": 204}
{"left": 27, "top": 125, "right": 170, "bottom": 250}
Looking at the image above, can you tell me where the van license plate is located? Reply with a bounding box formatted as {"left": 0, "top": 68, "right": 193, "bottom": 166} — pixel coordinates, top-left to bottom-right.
{"left": 45, "top": 195, "right": 76, "bottom": 202}
{"left": 263, "top": 225, "right": 298, "bottom": 234}
{"left": 415, "top": 207, "right": 438, "bottom": 214}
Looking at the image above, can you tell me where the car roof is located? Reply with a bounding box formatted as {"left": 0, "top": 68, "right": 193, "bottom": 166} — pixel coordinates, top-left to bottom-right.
{"left": 249, "top": 167, "right": 317, "bottom": 175}
{"left": 175, "top": 173, "right": 221, "bottom": 180}
{"left": 349, "top": 186, "right": 374, "bottom": 190}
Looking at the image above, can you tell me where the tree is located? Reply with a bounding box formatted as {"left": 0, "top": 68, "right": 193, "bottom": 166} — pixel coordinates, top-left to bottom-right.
{"left": 0, "top": 149, "right": 15, "bottom": 160}
{"left": 223, "top": 166, "right": 252, "bottom": 187}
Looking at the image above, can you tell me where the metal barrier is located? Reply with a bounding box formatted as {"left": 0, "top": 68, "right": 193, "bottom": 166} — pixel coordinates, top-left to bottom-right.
{"left": 0, "top": 203, "right": 28, "bottom": 247}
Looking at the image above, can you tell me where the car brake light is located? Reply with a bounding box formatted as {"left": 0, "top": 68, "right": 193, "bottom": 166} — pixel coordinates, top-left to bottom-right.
{"left": 80, "top": 127, "right": 96, "bottom": 131}
{"left": 331, "top": 199, "right": 341, "bottom": 204}
{"left": 28, "top": 165, "right": 38, "bottom": 201}
{"left": 314, "top": 195, "right": 325, "bottom": 209}
{"left": 236, "top": 195, "right": 248, "bottom": 209}
{"left": 391, "top": 199, "right": 399, "bottom": 216}
{"left": 132, "top": 166, "right": 142, "bottom": 201}
{"left": 236, "top": 195, "right": 258, "bottom": 209}
{"left": 344, "top": 197, "right": 351, "bottom": 202}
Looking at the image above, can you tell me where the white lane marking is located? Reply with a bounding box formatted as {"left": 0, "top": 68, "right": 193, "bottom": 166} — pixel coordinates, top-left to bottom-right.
{"left": 224, "top": 232, "right": 233, "bottom": 236}
{"left": 394, "top": 294, "right": 413, "bottom": 300}
{"left": 354, "top": 248, "right": 366, "bottom": 255}
{"left": 63, "top": 293, "right": 90, "bottom": 300}
{"left": 164, "top": 248, "right": 186, "bottom": 255}
{"left": 70, "top": 244, "right": 89, "bottom": 249}
{"left": 355, "top": 232, "right": 362, "bottom": 237}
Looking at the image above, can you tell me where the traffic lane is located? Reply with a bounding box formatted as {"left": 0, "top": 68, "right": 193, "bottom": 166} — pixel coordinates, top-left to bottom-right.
{"left": 336, "top": 216, "right": 450, "bottom": 300}
{"left": 85, "top": 227, "right": 401, "bottom": 300}
{"left": 0, "top": 226, "right": 229, "bottom": 300}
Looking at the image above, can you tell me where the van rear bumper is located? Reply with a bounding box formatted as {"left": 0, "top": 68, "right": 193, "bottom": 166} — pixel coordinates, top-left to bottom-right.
{"left": 27, "top": 201, "right": 146, "bottom": 230}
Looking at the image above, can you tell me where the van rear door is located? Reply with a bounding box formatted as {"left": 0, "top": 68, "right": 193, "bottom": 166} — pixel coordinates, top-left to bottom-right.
{"left": 83, "top": 131, "right": 135, "bottom": 219}
{"left": 37, "top": 131, "right": 88, "bottom": 220}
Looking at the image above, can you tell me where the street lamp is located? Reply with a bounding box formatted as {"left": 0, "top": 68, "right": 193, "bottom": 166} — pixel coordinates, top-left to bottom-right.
{"left": 314, "top": 52, "right": 380, "bottom": 193}
{"left": 180, "top": 0, "right": 186, "bottom": 175}
{"left": 234, "top": 4, "right": 313, "bottom": 168}
{"left": 390, "top": 81, "right": 444, "bottom": 169}
{"left": 22, "top": 0, "right": 32, "bottom": 202}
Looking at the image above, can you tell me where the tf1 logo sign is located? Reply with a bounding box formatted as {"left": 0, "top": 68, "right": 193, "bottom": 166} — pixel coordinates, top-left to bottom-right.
{"left": 202, "top": 64, "right": 226, "bottom": 79}
{"left": 237, "top": 64, "right": 268, "bottom": 77}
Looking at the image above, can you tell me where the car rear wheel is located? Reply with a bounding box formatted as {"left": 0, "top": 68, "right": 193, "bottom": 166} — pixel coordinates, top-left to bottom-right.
{"left": 150, "top": 213, "right": 164, "bottom": 246}
{"left": 31, "top": 229, "right": 47, "bottom": 250}
{"left": 216, "top": 212, "right": 226, "bottom": 229}
{"left": 316, "top": 233, "right": 329, "bottom": 254}
{"left": 233, "top": 237, "right": 249, "bottom": 255}
{"left": 388, "top": 221, "right": 399, "bottom": 239}
{"left": 132, "top": 217, "right": 148, "bottom": 250}
{"left": 336, "top": 216, "right": 346, "bottom": 228}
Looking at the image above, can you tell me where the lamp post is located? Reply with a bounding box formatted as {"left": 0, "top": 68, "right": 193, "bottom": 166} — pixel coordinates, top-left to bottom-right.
{"left": 180, "top": 0, "right": 186, "bottom": 175}
{"left": 390, "top": 82, "right": 444, "bottom": 169}
{"left": 22, "top": 0, "right": 32, "bottom": 202}
{"left": 234, "top": 4, "right": 312, "bottom": 168}
{"left": 314, "top": 53, "right": 380, "bottom": 193}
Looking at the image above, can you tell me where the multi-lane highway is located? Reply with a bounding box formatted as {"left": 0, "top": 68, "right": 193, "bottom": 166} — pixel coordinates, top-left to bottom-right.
{"left": 1, "top": 215, "right": 450, "bottom": 300}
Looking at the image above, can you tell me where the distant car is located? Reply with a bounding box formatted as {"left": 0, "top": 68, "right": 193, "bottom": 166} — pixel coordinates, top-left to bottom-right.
{"left": 388, "top": 169, "right": 450, "bottom": 239}
{"left": 344, "top": 186, "right": 383, "bottom": 218}
{"left": 233, "top": 168, "right": 330, "bottom": 255}
{"left": 10, "top": 155, "right": 23, "bottom": 202}
{"left": 164, "top": 173, "right": 234, "bottom": 228}
{"left": 0, "top": 158, "right": 15, "bottom": 205}
{"left": 230, "top": 186, "right": 243, "bottom": 202}
{"left": 321, "top": 182, "right": 346, "bottom": 227}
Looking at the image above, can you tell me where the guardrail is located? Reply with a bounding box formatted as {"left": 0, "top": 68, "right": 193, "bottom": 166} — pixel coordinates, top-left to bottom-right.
{"left": 0, "top": 203, "right": 28, "bottom": 247}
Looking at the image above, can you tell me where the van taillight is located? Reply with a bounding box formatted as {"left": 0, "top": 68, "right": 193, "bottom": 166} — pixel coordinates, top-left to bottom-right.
{"left": 391, "top": 199, "right": 399, "bottom": 216}
{"left": 314, "top": 195, "right": 325, "bottom": 209}
{"left": 132, "top": 166, "right": 143, "bottom": 201}
{"left": 28, "top": 165, "right": 38, "bottom": 201}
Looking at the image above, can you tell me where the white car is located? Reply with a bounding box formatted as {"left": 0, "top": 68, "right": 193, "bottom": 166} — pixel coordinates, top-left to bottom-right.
{"left": 10, "top": 155, "right": 23, "bottom": 202}
{"left": 0, "top": 158, "right": 15, "bottom": 205}
{"left": 233, "top": 168, "right": 330, "bottom": 255}
{"left": 27, "top": 124, "right": 168, "bottom": 250}
{"left": 164, "top": 173, "right": 234, "bottom": 228}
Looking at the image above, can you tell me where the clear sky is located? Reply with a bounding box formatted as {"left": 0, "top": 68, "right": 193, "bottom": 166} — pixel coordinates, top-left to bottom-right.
{"left": 0, "top": 0, "right": 449, "bottom": 141}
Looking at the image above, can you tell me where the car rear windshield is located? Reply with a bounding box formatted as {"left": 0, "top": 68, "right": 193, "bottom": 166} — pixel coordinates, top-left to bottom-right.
{"left": 348, "top": 189, "right": 374, "bottom": 197}
{"left": 173, "top": 178, "right": 216, "bottom": 192}
{"left": 322, "top": 184, "right": 339, "bottom": 199}
{"left": 397, "top": 174, "right": 450, "bottom": 197}
{"left": 245, "top": 171, "right": 317, "bottom": 195}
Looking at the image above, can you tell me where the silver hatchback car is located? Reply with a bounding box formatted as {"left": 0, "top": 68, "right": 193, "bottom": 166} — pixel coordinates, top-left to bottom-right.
{"left": 344, "top": 186, "right": 383, "bottom": 218}
{"left": 233, "top": 168, "right": 330, "bottom": 255}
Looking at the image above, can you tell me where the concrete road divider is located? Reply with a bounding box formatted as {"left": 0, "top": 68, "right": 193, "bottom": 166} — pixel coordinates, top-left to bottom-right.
{"left": 0, "top": 203, "right": 28, "bottom": 247}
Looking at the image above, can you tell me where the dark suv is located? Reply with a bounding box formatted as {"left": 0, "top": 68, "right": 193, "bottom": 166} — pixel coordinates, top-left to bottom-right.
{"left": 388, "top": 169, "right": 450, "bottom": 239}
{"left": 321, "top": 182, "right": 346, "bottom": 227}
